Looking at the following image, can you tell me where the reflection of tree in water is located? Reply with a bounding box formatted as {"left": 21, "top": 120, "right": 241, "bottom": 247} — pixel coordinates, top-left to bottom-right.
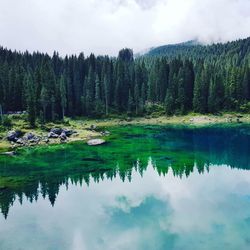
{"left": 0, "top": 125, "right": 250, "bottom": 218}
{"left": 155, "top": 126, "right": 250, "bottom": 170}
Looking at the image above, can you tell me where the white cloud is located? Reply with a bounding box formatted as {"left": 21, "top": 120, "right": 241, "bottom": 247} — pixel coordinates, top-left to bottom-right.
{"left": 0, "top": 0, "right": 250, "bottom": 56}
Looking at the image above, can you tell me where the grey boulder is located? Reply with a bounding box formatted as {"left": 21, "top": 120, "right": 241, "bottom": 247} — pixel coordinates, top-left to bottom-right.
{"left": 23, "top": 132, "right": 35, "bottom": 141}
{"left": 50, "top": 128, "right": 63, "bottom": 135}
{"left": 7, "top": 130, "right": 22, "bottom": 142}
{"left": 87, "top": 139, "right": 106, "bottom": 146}
{"left": 59, "top": 132, "right": 67, "bottom": 140}
{"left": 48, "top": 132, "right": 59, "bottom": 138}
{"left": 62, "top": 129, "right": 76, "bottom": 137}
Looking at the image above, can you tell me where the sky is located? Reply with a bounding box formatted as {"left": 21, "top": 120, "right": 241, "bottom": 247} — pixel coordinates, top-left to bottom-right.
{"left": 0, "top": 0, "right": 250, "bottom": 56}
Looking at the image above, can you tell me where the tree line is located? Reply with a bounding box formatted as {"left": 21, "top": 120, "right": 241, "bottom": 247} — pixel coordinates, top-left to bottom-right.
{"left": 0, "top": 37, "right": 250, "bottom": 126}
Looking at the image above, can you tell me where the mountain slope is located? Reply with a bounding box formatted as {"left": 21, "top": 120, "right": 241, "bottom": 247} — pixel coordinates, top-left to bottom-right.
{"left": 145, "top": 37, "right": 250, "bottom": 63}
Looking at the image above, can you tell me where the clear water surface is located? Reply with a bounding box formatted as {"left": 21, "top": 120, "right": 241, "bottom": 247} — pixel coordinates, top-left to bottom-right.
{"left": 0, "top": 124, "right": 250, "bottom": 250}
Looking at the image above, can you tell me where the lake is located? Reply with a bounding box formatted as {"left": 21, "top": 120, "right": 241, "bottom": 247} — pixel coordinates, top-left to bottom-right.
{"left": 0, "top": 124, "right": 250, "bottom": 250}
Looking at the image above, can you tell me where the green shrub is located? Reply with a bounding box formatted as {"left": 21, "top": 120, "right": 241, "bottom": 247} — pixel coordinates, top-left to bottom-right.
{"left": 1, "top": 116, "right": 12, "bottom": 128}
{"left": 144, "top": 103, "right": 165, "bottom": 117}
{"left": 145, "top": 102, "right": 165, "bottom": 115}
{"left": 9, "top": 114, "right": 26, "bottom": 120}
{"left": 239, "top": 102, "right": 250, "bottom": 113}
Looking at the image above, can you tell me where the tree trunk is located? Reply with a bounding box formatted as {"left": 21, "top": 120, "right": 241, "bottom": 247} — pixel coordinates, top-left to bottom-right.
{"left": 43, "top": 106, "right": 46, "bottom": 123}
{"left": 62, "top": 107, "right": 65, "bottom": 121}
{"left": 105, "top": 97, "right": 108, "bottom": 116}
{"left": 0, "top": 104, "right": 3, "bottom": 122}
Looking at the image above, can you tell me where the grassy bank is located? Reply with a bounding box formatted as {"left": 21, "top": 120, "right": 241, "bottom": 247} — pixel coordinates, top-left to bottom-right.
{"left": 85, "top": 113, "right": 250, "bottom": 126}
{"left": 0, "top": 112, "right": 250, "bottom": 151}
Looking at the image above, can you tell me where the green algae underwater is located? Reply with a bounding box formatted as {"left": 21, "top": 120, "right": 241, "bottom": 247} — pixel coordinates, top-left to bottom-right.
{"left": 0, "top": 124, "right": 250, "bottom": 250}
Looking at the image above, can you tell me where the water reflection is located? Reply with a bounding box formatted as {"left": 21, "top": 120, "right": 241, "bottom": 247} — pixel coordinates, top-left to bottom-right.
{"left": 0, "top": 125, "right": 249, "bottom": 221}
{"left": 1, "top": 165, "right": 250, "bottom": 250}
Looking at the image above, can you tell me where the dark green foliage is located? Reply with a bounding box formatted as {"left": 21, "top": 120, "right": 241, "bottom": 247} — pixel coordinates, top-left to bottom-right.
{"left": 165, "top": 91, "right": 175, "bottom": 115}
{"left": 59, "top": 74, "right": 67, "bottom": 120}
{"left": 103, "top": 75, "right": 110, "bottom": 115}
{"left": 208, "top": 74, "right": 224, "bottom": 113}
{"left": 0, "top": 37, "right": 250, "bottom": 120}
{"left": 127, "top": 89, "right": 134, "bottom": 114}
{"left": 118, "top": 48, "right": 134, "bottom": 62}
{"left": 0, "top": 115, "right": 12, "bottom": 127}
{"left": 193, "top": 64, "right": 210, "bottom": 113}
{"left": 24, "top": 72, "right": 36, "bottom": 127}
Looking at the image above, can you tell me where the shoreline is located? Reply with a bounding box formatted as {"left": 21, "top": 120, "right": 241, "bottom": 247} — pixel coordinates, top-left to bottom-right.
{"left": 88, "top": 113, "right": 250, "bottom": 126}
{"left": 0, "top": 113, "right": 250, "bottom": 152}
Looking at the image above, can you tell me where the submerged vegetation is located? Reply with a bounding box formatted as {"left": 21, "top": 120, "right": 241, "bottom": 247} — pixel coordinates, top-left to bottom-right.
{"left": 0, "top": 124, "right": 250, "bottom": 219}
{"left": 0, "top": 112, "right": 249, "bottom": 151}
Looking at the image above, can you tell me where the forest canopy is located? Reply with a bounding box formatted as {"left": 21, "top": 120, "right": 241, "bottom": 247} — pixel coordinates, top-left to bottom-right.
{"left": 0, "top": 37, "right": 250, "bottom": 126}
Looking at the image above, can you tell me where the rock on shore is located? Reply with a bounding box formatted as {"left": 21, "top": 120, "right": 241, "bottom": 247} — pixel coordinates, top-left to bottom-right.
{"left": 87, "top": 139, "right": 106, "bottom": 146}
{"left": 1, "top": 151, "right": 16, "bottom": 156}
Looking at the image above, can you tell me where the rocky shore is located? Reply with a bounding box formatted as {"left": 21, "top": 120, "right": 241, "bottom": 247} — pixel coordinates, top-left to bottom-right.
{"left": 0, "top": 113, "right": 249, "bottom": 153}
{"left": 1, "top": 123, "right": 109, "bottom": 152}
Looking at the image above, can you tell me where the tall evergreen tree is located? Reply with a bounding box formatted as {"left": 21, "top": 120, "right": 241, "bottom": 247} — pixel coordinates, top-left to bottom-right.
{"left": 193, "top": 66, "right": 209, "bottom": 113}
{"left": 40, "top": 86, "right": 49, "bottom": 122}
{"left": 208, "top": 74, "right": 224, "bottom": 113}
{"left": 0, "top": 38, "right": 249, "bottom": 121}
{"left": 25, "top": 73, "right": 36, "bottom": 127}
{"left": 59, "top": 75, "right": 67, "bottom": 120}
{"left": 95, "top": 75, "right": 103, "bottom": 114}
{"left": 104, "top": 75, "right": 110, "bottom": 115}
{"left": 127, "top": 89, "right": 133, "bottom": 113}
{"left": 134, "top": 84, "right": 140, "bottom": 115}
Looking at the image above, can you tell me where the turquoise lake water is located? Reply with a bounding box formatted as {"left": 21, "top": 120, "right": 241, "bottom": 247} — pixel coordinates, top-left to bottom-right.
{"left": 0, "top": 125, "right": 250, "bottom": 250}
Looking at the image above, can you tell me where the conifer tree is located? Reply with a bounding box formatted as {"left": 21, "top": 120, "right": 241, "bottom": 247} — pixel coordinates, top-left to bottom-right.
{"left": 128, "top": 89, "right": 133, "bottom": 113}
{"left": 59, "top": 75, "right": 67, "bottom": 120}
{"left": 95, "top": 75, "right": 103, "bottom": 114}
{"left": 40, "top": 86, "right": 49, "bottom": 122}
{"left": 0, "top": 39, "right": 249, "bottom": 121}
{"left": 104, "top": 75, "right": 110, "bottom": 115}
{"left": 134, "top": 84, "right": 140, "bottom": 115}
{"left": 25, "top": 73, "right": 36, "bottom": 127}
